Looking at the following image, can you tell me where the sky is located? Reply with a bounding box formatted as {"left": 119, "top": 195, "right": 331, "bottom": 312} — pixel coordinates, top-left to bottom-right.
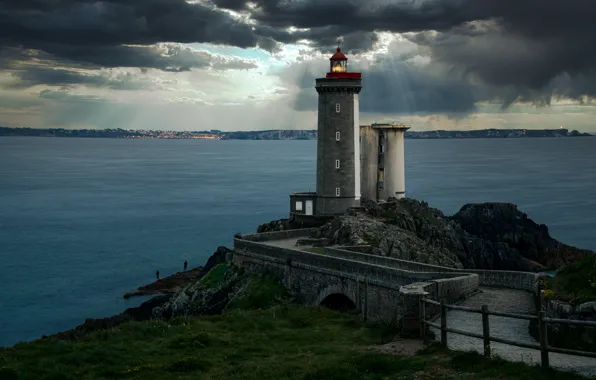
{"left": 1, "top": 0, "right": 596, "bottom": 132}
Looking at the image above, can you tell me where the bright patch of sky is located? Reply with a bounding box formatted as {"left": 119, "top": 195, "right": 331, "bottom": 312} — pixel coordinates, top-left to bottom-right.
{"left": 188, "top": 43, "right": 269, "bottom": 62}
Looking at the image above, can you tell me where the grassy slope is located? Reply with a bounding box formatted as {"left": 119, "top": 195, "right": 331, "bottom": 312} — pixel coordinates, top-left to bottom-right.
{"left": 545, "top": 254, "right": 596, "bottom": 303}
{"left": 0, "top": 267, "right": 588, "bottom": 380}
{"left": 1, "top": 310, "right": 587, "bottom": 380}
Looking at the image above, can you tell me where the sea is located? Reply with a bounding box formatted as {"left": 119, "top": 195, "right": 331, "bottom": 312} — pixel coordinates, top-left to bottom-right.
{"left": 1, "top": 136, "right": 595, "bottom": 347}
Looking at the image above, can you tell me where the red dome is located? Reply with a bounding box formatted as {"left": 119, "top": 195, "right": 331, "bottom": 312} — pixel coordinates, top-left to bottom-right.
{"left": 330, "top": 47, "right": 347, "bottom": 61}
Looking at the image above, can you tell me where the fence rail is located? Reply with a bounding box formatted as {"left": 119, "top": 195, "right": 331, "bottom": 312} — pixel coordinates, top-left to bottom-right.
{"left": 420, "top": 297, "right": 596, "bottom": 368}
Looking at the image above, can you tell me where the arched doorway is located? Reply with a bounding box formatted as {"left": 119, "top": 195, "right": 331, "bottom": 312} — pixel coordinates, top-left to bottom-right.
{"left": 320, "top": 293, "right": 356, "bottom": 312}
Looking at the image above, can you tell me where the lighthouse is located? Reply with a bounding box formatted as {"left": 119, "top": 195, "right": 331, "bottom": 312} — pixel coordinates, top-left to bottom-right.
{"left": 289, "top": 47, "right": 410, "bottom": 222}
{"left": 314, "top": 47, "right": 362, "bottom": 215}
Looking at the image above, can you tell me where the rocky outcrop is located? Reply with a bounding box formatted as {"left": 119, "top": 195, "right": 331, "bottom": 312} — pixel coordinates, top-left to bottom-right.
{"left": 123, "top": 247, "right": 232, "bottom": 298}
{"left": 452, "top": 203, "right": 590, "bottom": 270}
{"left": 313, "top": 213, "right": 463, "bottom": 268}
{"left": 152, "top": 263, "right": 245, "bottom": 319}
{"left": 257, "top": 219, "right": 294, "bottom": 233}
{"left": 48, "top": 246, "right": 233, "bottom": 341}
{"left": 310, "top": 198, "right": 590, "bottom": 271}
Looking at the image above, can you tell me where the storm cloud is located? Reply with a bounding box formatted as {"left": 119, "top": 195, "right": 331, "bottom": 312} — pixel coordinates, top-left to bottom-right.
{"left": 249, "top": 0, "right": 596, "bottom": 101}
{"left": 2, "top": 0, "right": 596, "bottom": 116}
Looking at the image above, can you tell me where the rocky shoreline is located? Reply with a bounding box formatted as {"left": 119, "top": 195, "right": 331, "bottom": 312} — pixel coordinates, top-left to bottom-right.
{"left": 123, "top": 266, "right": 205, "bottom": 299}
{"left": 41, "top": 199, "right": 593, "bottom": 343}
{"left": 45, "top": 247, "right": 231, "bottom": 341}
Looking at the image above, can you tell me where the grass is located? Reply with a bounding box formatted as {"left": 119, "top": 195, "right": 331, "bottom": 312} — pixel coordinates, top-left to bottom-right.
{"left": 226, "top": 274, "right": 289, "bottom": 310}
{"left": 0, "top": 264, "right": 589, "bottom": 380}
{"left": 0, "top": 306, "right": 589, "bottom": 380}
{"left": 544, "top": 254, "right": 596, "bottom": 303}
{"left": 199, "top": 263, "right": 230, "bottom": 289}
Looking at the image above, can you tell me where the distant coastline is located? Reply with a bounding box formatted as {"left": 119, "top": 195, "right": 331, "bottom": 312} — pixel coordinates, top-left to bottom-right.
{"left": 0, "top": 126, "right": 592, "bottom": 140}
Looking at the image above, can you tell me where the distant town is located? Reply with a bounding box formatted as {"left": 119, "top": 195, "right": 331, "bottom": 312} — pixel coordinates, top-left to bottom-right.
{"left": 0, "top": 126, "right": 592, "bottom": 140}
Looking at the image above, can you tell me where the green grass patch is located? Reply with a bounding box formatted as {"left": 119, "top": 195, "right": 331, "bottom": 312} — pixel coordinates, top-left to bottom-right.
{"left": 227, "top": 275, "right": 288, "bottom": 310}
{"left": 545, "top": 254, "right": 596, "bottom": 303}
{"left": 199, "top": 263, "right": 230, "bottom": 289}
{"left": 0, "top": 308, "right": 589, "bottom": 379}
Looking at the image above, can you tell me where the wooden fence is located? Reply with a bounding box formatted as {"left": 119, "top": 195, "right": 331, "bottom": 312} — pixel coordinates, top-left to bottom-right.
{"left": 420, "top": 297, "right": 596, "bottom": 369}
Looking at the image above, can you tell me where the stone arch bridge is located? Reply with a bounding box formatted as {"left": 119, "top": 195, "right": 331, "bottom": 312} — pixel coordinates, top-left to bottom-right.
{"left": 233, "top": 228, "right": 539, "bottom": 335}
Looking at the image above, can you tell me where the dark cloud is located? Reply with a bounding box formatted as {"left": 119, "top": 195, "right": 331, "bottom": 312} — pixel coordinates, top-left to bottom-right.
{"left": 2, "top": 0, "right": 596, "bottom": 113}
{"left": 0, "top": 0, "right": 257, "bottom": 49}
{"left": 0, "top": 0, "right": 259, "bottom": 82}
{"left": 250, "top": 0, "right": 596, "bottom": 103}
{"left": 33, "top": 44, "right": 256, "bottom": 72}
{"left": 1, "top": 43, "right": 256, "bottom": 90}
{"left": 9, "top": 67, "right": 146, "bottom": 90}
{"left": 287, "top": 55, "right": 478, "bottom": 115}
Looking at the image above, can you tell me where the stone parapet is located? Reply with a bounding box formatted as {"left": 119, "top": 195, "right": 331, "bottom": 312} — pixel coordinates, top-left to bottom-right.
{"left": 324, "top": 247, "right": 540, "bottom": 294}
{"left": 241, "top": 228, "right": 318, "bottom": 242}
{"left": 232, "top": 233, "right": 481, "bottom": 336}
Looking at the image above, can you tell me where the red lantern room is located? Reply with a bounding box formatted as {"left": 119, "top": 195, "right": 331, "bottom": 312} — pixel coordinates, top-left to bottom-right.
{"left": 326, "top": 47, "right": 361, "bottom": 79}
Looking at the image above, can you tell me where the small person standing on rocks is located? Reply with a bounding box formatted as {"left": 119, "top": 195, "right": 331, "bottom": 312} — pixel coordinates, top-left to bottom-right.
{"left": 184, "top": 260, "right": 188, "bottom": 271}
{"left": 156, "top": 270, "right": 160, "bottom": 281}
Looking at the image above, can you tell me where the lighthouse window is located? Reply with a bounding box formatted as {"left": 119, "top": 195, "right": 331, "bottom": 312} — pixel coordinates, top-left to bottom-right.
{"left": 335, "top": 103, "right": 340, "bottom": 113}
{"left": 335, "top": 159, "right": 340, "bottom": 169}
{"left": 295, "top": 201, "right": 303, "bottom": 211}
{"left": 336, "top": 131, "right": 340, "bottom": 141}
{"left": 336, "top": 187, "right": 340, "bottom": 197}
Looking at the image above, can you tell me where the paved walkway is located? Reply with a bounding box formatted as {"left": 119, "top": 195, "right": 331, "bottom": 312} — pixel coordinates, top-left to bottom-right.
{"left": 262, "top": 237, "right": 305, "bottom": 249}
{"left": 430, "top": 288, "right": 596, "bottom": 377}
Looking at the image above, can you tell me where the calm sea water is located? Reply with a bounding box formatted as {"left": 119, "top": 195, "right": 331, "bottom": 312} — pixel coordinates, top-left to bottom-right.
{"left": 1, "top": 136, "right": 595, "bottom": 347}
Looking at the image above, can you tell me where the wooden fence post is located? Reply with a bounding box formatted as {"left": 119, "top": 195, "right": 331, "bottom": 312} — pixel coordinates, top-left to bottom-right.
{"left": 481, "top": 305, "right": 490, "bottom": 357}
{"left": 538, "top": 311, "right": 549, "bottom": 369}
{"left": 363, "top": 273, "right": 369, "bottom": 322}
{"left": 419, "top": 295, "right": 426, "bottom": 343}
{"left": 356, "top": 277, "right": 361, "bottom": 315}
{"left": 440, "top": 299, "right": 447, "bottom": 348}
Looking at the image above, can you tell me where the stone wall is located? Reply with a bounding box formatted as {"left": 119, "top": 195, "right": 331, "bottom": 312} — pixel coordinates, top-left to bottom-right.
{"left": 325, "top": 247, "right": 540, "bottom": 294}
{"left": 233, "top": 234, "right": 479, "bottom": 331}
{"left": 241, "top": 228, "right": 318, "bottom": 242}
{"left": 235, "top": 238, "right": 472, "bottom": 287}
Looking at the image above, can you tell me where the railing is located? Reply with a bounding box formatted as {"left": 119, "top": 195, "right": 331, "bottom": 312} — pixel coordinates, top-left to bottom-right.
{"left": 420, "top": 297, "right": 596, "bottom": 369}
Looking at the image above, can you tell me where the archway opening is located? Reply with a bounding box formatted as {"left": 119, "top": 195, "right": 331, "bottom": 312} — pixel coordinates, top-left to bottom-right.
{"left": 320, "top": 293, "right": 356, "bottom": 312}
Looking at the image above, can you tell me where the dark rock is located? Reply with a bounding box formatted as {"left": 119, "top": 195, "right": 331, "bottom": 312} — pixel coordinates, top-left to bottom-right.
{"left": 452, "top": 203, "right": 590, "bottom": 270}
{"left": 199, "top": 246, "right": 231, "bottom": 277}
{"left": 257, "top": 219, "right": 293, "bottom": 233}
{"left": 314, "top": 198, "right": 591, "bottom": 271}
{"left": 152, "top": 264, "right": 246, "bottom": 319}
